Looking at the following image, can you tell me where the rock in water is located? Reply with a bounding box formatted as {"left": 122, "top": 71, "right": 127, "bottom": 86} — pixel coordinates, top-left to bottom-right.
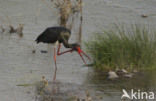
{"left": 133, "top": 69, "right": 138, "bottom": 73}
{"left": 108, "top": 71, "right": 119, "bottom": 79}
{"left": 124, "top": 73, "right": 133, "bottom": 78}
{"left": 121, "top": 69, "right": 128, "bottom": 73}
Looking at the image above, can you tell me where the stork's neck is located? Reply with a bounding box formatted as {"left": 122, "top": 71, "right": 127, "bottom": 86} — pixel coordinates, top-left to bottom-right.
{"left": 61, "top": 37, "right": 79, "bottom": 49}
{"left": 62, "top": 41, "right": 75, "bottom": 48}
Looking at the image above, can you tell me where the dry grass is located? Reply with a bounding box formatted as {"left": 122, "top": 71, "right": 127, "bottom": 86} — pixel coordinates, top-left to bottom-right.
{"left": 78, "top": 0, "right": 83, "bottom": 44}
{"left": 50, "top": 0, "right": 83, "bottom": 43}
{"left": 9, "top": 25, "right": 16, "bottom": 33}
{"left": 16, "top": 24, "right": 24, "bottom": 37}
{"left": 0, "top": 24, "right": 24, "bottom": 37}
{"left": 33, "top": 76, "right": 93, "bottom": 101}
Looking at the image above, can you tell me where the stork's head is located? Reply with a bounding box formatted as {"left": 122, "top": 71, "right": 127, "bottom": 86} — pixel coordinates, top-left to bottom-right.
{"left": 71, "top": 43, "right": 91, "bottom": 65}
{"left": 71, "top": 43, "right": 81, "bottom": 51}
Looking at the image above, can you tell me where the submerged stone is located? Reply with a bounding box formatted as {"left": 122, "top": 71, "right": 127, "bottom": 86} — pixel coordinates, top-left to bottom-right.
{"left": 121, "top": 69, "right": 128, "bottom": 73}
{"left": 108, "top": 71, "right": 119, "bottom": 79}
{"left": 133, "top": 69, "right": 138, "bottom": 73}
{"left": 124, "top": 73, "right": 133, "bottom": 78}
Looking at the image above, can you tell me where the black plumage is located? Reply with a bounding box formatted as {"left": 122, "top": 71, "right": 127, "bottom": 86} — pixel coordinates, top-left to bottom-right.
{"left": 35, "top": 26, "right": 74, "bottom": 47}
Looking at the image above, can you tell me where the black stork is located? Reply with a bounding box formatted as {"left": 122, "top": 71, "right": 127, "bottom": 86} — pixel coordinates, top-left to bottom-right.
{"left": 35, "top": 26, "right": 91, "bottom": 80}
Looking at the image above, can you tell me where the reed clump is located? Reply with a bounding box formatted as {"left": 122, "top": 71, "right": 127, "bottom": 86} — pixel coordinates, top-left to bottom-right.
{"left": 86, "top": 24, "right": 156, "bottom": 71}
{"left": 50, "top": 0, "right": 83, "bottom": 43}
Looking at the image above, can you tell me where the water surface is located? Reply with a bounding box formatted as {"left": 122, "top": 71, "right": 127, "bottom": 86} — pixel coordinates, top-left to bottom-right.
{"left": 0, "top": 0, "right": 156, "bottom": 101}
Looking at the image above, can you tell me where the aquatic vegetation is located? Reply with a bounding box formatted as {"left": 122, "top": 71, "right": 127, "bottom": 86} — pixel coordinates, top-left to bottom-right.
{"left": 86, "top": 24, "right": 156, "bottom": 71}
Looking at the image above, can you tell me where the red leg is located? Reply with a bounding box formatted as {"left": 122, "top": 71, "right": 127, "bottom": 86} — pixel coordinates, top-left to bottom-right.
{"left": 53, "top": 47, "right": 57, "bottom": 81}
{"left": 78, "top": 52, "right": 87, "bottom": 65}
{"left": 81, "top": 50, "right": 91, "bottom": 61}
{"left": 57, "top": 44, "right": 73, "bottom": 56}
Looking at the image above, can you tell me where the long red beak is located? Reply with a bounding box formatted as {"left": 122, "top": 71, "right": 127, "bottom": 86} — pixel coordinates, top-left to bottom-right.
{"left": 76, "top": 47, "right": 91, "bottom": 65}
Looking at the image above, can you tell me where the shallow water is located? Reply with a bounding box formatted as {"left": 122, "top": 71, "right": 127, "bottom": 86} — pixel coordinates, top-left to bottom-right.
{"left": 0, "top": 0, "right": 156, "bottom": 101}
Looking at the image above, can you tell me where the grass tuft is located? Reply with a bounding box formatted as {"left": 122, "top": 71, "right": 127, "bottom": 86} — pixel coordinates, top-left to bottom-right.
{"left": 86, "top": 24, "right": 156, "bottom": 71}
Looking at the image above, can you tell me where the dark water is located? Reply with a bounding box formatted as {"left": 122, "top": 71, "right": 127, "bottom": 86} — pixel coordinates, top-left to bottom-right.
{"left": 0, "top": 0, "right": 156, "bottom": 101}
